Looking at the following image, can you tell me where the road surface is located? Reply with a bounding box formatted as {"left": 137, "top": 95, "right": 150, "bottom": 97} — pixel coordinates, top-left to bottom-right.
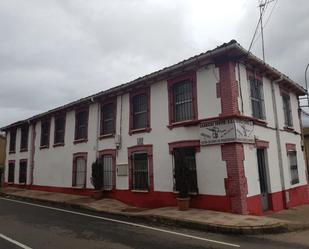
{"left": 0, "top": 197, "right": 308, "bottom": 249}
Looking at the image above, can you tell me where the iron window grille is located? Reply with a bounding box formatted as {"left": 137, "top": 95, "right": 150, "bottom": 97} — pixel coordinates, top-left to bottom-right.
{"left": 101, "top": 103, "right": 115, "bottom": 135}
{"left": 9, "top": 129, "right": 16, "bottom": 153}
{"left": 101, "top": 154, "right": 114, "bottom": 190}
{"left": 173, "top": 147, "right": 198, "bottom": 193}
{"left": 288, "top": 151, "right": 299, "bottom": 185}
{"left": 54, "top": 116, "right": 65, "bottom": 144}
{"left": 73, "top": 156, "right": 87, "bottom": 188}
{"left": 132, "top": 94, "right": 148, "bottom": 130}
{"left": 282, "top": 94, "right": 293, "bottom": 127}
{"left": 173, "top": 80, "right": 193, "bottom": 122}
{"left": 75, "top": 110, "right": 88, "bottom": 140}
{"left": 40, "top": 120, "right": 50, "bottom": 147}
{"left": 19, "top": 160, "right": 27, "bottom": 184}
{"left": 250, "top": 79, "right": 265, "bottom": 120}
{"left": 8, "top": 162, "right": 15, "bottom": 183}
{"left": 132, "top": 152, "right": 149, "bottom": 190}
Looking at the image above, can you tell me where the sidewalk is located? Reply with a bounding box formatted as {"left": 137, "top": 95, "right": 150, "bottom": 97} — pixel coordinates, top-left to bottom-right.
{"left": 1, "top": 187, "right": 308, "bottom": 235}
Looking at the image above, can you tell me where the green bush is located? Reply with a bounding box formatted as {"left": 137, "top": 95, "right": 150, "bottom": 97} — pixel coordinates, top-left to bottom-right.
{"left": 91, "top": 159, "right": 103, "bottom": 190}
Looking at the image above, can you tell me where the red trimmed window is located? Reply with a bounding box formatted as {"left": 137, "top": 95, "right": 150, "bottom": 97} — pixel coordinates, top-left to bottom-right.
{"left": 129, "top": 88, "right": 150, "bottom": 134}
{"left": 20, "top": 126, "right": 29, "bottom": 151}
{"left": 40, "top": 120, "right": 50, "bottom": 148}
{"left": 286, "top": 144, "right": 299, "bottom": 185}
{"left": 99, "top": 149, "right": 116, "bottom": 190}
{"left": 282, "top": 93, "right": 293, "bottom": 127}
{"left": 54, "top": 115, "right": 66, "bottom": 145}
{"left": 128, "top": 145, "right": 153, "bottom": 191}
{"left": 9, "top": 129, "right": 16, "bottom": 153}
{"left": 249, "top": 78, "right": 265, "bottom": 120}
{"left": 72, "top": 153, "right": 87, "bottom": 188}
{"left": 100, "top": 101, "right": 116, "bottom": 136}
{"left": 8, "top": 161, "right": 15, "bottom": 183}
{"left": 19, "top": 160, "right": 27, "bottom": 184}
{"left": 75, "top": 108, "right": 89, "bottom": 141}
{"left": 168, "top": 72, "right": 197, "bottom": 125}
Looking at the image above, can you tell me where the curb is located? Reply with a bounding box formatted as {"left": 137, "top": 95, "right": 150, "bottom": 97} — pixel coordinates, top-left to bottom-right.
{"left": 0, "top": 192, "right": 290, "bottom": 235}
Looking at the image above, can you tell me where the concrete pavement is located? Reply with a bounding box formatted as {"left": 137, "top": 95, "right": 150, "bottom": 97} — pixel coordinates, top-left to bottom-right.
{"left": 1, "top": 187, "right": 308, "bottom": 235}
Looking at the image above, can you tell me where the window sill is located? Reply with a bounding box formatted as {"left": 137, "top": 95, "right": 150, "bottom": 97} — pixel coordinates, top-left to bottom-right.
{"left": 167, "top": 120, "right": 199, "bottom": 129}
{"left": 53, "top": 143, "right": 65, "bottom": 147}
{"left": 251, "top": 118, "right": 268, "bottom": 126}
{"left": 39, "top": 145, "right": 49, "bottom": 150}
{"left": 71, "top": 186, "right": 86, "bottom": 189}
{"left": 129, "top": 127, "right": 152, "bottom": 135}
{"left": 73, "top": 139, "right": 88, "bottom": 144}
{"left": 9, "top": 151, "right": 16, "bottom": 154}
{"left": 173, "top": 191, "right": 198, "bottom": 196}
{"left": 7, "top": 182, "right": 15, "bottom": 185}
{"left": 99, "top": 134, "right": 114, "bottom": 139}
{"left": 131, "top": 189, "right": 149, "bottom": 193}
{"left": 20, "top": 149, "right": 28, "bottom": 153}
{"left": 284, "top": 126, "right": 294, "bottom": 132}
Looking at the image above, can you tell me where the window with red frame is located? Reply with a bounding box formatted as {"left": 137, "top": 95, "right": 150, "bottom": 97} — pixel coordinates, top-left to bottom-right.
{"left": 72, "top": 154, "right": 87, "bottom": 188}
{"left": 9, "top": 129, "right": 16, "bottom": 153}
{"left": 19, "top": 160, "right": 27, "bottom": 184}
{"left": 20, "top": 125, "right": 29, "bottom": 151}
{"left": 54, "top": 115, "right": 66, "bottom": 145}
{"left": 100, "top": 102, "right": 115, "bottom": 136}
{"left": 131, "top": 94, "right": 149, "bottom": 130}
{"left": 75, "top": 109, "right": 88, "bottom": 140}
{"left": 40, "top": 120, "right": 50, "bottom": 147}
{"left": 8, "top": 161, "right": 15, "bottom": 183}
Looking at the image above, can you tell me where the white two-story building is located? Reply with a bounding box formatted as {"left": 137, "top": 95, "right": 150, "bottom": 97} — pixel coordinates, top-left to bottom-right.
{"left": 2, "top": 40, "right": 309, "bottom": 215}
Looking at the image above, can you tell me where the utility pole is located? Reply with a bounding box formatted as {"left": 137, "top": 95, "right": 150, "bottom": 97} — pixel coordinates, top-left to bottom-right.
{"left": 259, "top": 1, "right": 266, "bottom": 62}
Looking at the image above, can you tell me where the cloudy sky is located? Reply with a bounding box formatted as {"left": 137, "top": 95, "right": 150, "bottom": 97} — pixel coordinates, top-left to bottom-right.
{"left": 1, "top": 0, "right": 309, "bottom": 128}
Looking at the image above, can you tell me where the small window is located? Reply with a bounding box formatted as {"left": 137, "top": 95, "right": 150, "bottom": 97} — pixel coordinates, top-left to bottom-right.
{"left": 40, "top": 120, "right": 50, "bottom": 147}
{"left": 19, "top": 160, "right": 27, "bottom": 184}
{"left": 9, "top": 129, "right": 16, "bottom": 153}
{"left": 100, "top": 103, "right": 115, "bottom": 136}
{"left": 173, "top": 147, "right": 198, "bottom": 193}
{"left": 54, "top": 115, "right": 66, "bottom": 145}
{"left": 73, "top": 154, "right": 87, "bottom": 188}
{"left": 132, "top": 94, "right": 148, "bottom": 130}
{"left": 173, "top": 80, "right": 193, "bottom": 122}
{"left": 250, "top": 79, "right": 265, "bottom": 120}
{"left": 282, "top": 94, "right": 293, "bottom": 127}
{"left": 20, "top": 126, "right": 29, "bottom": 151}
{"left": 8, "top": 162, "right": 15, "bottom": 183}
{"left": 288, "top": 151, "right": 299, "bottom": 185}
{"left": 75, "top": 109, "right": 88, "bottom": 140}
{"left": 132, "top": 152, "right": 148, "bottom": 190}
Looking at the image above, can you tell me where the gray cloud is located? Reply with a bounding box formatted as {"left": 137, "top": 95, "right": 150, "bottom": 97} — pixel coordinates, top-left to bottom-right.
{"left": 0, "top": 0, "right": 308, "bottom": 127}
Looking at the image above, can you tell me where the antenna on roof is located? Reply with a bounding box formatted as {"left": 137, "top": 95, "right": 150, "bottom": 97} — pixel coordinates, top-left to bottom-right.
{"left": 248, "top": 0, "right": 277, "bottom": 61}
{"left": 299, "top": 63, "right": 309, "bottom": 108}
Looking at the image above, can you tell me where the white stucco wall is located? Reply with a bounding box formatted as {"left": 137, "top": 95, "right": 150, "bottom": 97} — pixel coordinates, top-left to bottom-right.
{"left": 5, "top": 127, "right": 32, "bottom": 184}
{"left": 238, "top": 63, "right": 307, "bottom": 197}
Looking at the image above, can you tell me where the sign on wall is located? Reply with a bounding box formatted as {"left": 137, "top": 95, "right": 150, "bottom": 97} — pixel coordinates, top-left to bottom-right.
{"left": 200, "top": 119, "right": 254, "bottom": 145}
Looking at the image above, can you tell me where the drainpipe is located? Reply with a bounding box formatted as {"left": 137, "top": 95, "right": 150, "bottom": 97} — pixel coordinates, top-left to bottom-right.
{"left": 92, "top": 97, "right": 100, "bottom": 159}
{"left": 271, "top": 76, "right": 287, "bottom": 207}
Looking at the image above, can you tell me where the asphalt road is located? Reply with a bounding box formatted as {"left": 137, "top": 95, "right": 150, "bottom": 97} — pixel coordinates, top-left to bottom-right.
{"left": 0, "top": 197, "right": 309, "bottom": 249}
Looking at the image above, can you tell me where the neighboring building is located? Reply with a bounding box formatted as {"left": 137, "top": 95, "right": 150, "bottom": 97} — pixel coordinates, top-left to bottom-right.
{"left": 0, "top": 133, "right": 6, "bottom": 185}
{"left": 1, "top": 40, "right": 309, "bottom": 215}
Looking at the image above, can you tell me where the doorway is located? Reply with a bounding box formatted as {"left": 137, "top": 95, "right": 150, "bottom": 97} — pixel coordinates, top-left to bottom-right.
{"left": 257, "top": 148, "right": 269, "bottom": 211}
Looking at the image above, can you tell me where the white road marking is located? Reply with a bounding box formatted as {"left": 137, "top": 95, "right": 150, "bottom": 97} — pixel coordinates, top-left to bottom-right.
{"left": 0, "top": 197, "right": 240, "bottom": 248}
{"left": 0, "top": 233, "right": 32, "bottom": 249}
